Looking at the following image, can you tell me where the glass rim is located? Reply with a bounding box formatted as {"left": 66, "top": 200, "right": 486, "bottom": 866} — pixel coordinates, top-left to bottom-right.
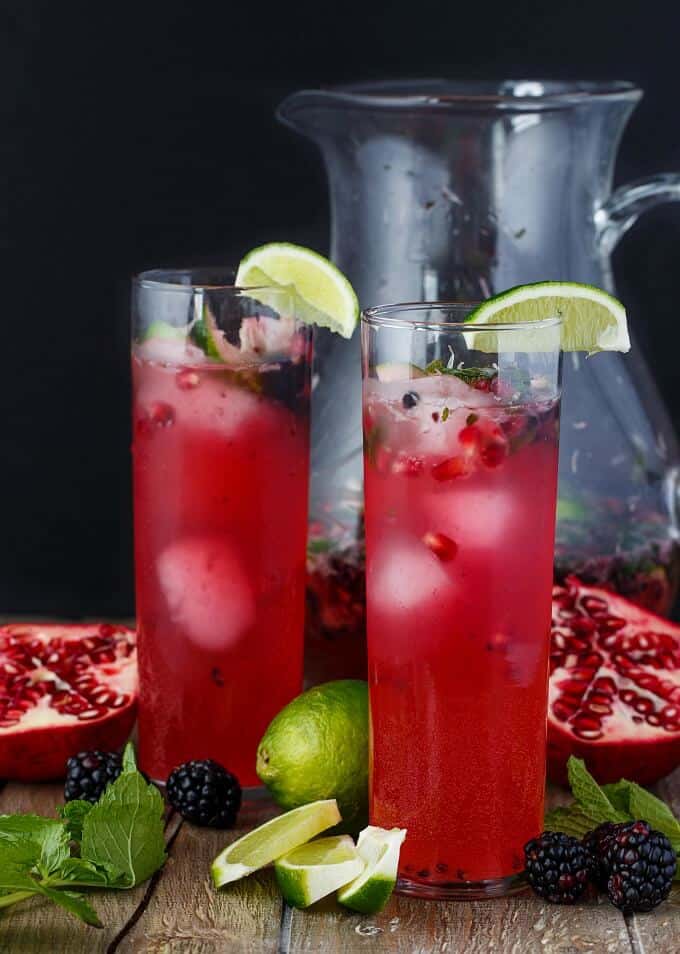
{"left": 362, "top": 301, "right": 564, "bottom": 334}
{"left": 281, "top": 79, "right": 641, "bottom": 115}
{"left": 133, "top": 266, "right": 289, "bottom": 296}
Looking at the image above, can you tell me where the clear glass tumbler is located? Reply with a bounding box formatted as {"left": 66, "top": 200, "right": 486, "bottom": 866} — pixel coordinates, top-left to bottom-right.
{"left": 362, "top": 302, "right": 562, "bottom": 898}
{"left": 131, "top": 269, "right": 312, "bottom": 786}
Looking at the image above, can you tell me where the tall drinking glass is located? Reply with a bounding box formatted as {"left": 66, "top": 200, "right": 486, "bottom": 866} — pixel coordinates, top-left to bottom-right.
{"left": 362, "top": 302, "right": 562, "bottom": 898}
{"left": 131, "top": 269, "right": 312, "bottom": 786}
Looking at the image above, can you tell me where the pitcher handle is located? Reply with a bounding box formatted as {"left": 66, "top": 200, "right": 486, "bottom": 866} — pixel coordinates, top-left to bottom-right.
{"left": 596, "top": 173, "right": 680, "bottom": 254}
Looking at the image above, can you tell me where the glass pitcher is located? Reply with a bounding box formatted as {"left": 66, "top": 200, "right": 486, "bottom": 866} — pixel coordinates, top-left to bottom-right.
{"left": 278, "top": 79, "right": 680, "bottom": 683}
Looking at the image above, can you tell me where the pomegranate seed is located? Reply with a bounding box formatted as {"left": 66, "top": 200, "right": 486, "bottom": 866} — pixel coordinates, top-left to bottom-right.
{"left": 432, "top": 456, "right": 472, "bottom": 481}
{"left": 77, "top": 708, "right": 105, "bottom": 721}
{"left": 572, "top": 725, "right": 604, "bottom": 741}
{"left": 598, "top": 616, "right": 626, "bottom": 634}
{"left": 633, "top": 697, "right": 654, "bottom": 715}
{"left": 480, "top": 438, "right": 507, "bottom": 468}
{"left": 150, "top": 402, "right": 175, "bottom": 427}
{"left": 577, "top": 653, "right": 604, "bottom": 670}
{"left": 422, "top": 531, "right": 458, "bottom": 563}
{"left": 556, "top": 677, "right": 590, "bottom": 696}
{"left": 584, "top": 701, "right": 613, "bottom": 716}
{"left": 176, "top": 369, "right": 201, "bottom": 390}
{"left": 458, "top": 424, "right": 481, "bottom": 448}
{"left": 570, "top": 616, "right": 596, "bottom": 635}
{"left": 552, "top": 698, "right": 578, "bottom": 721}
{"left": 647, "top": 713, "right": 662, "bottom": 726}
{"left": 0, "top": 719, "right": 19, "bottom": 727}
{"left": 620, "top": 689, "right": 637, "bottom": 705}
{"left": 552, "top": 633, "right": 567, "bottom": 651}
{"left": 661, "top": 705, "right": 679, "bottom": 721}
{"left": 582, "top": 596, "right": 608, "bottom": 617}
{"left": 110, "top": 693, "right": 128, "bottom": 708}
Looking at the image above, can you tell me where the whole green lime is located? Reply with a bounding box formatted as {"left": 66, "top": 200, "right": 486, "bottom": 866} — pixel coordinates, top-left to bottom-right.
{"left": 256, "top": 680, "right": 368, "bottom": 833}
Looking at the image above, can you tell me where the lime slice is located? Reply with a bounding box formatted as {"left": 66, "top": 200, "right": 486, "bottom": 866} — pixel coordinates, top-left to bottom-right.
{"left": 274, "top": 835, "right": 365, "bottom": 909}
{"left": 337, "top": 826, "right": 406, "bottom": 914}
{"left": 465, "top": 281, "right": 630, "bottom": 353}
{"left": 143, "top": 320, "right": 185, "bottom": 341}
{"left": 211, "top": 799, "right": 341, "bottom": 888}
{"left": 235, "top": 243, "right": 359, "bottom": 339}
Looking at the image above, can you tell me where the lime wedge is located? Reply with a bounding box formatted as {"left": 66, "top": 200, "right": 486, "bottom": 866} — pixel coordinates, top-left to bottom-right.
{"left": 274, "top": 835, "right": 365, "bottom": 909}
{"left": 337, "top": 826, "right": 406, "bottom": 914}
{"left": 211, "top": 799, "right": 341, "bottom": 888}
{"left": 465, "top": 281, "right": 630, "bottom": 353}
{"left": 235, "top": 243, "right": 359, "bottom": 339}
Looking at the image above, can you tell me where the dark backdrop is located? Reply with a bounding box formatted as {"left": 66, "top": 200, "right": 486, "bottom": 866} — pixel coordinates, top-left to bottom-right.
{"left": 1, "top": 0, "right": 679, "bottom": 616}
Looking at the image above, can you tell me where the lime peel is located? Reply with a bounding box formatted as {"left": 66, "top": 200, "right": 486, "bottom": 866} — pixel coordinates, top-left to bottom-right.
{"left": 274, "top": 835, "right": 365, "bottom": 909}
{"left": 211, "top": 799, "right": 341, "bottom": 888}
{"left": 337, "top": 826, "right": 407, "bottom": 914}
{"left": 235, "top": 243, "right": 359, "bottom": 339}
{"left": 464, "top": 281, "right": 630, "bottom": 354}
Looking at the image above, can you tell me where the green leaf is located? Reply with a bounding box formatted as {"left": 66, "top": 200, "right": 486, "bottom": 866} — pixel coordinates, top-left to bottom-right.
{"left": 627, "top": 785, "right": 680, "bottom": 852}
{"left": 37, "top": 885, "right": 102, "bottom": 928}
{"left": 55, "top": 857, "right": 127, "bottom": 889}
{"left": 0, "top": 864, "right": 41, "bottom": 896}
{"left": 58, "top": 800, "right": 93, "bottom": 843}
{"left": 122, "top": 742, "right": 137, "bottom": 774}
{"left": 37, "top": 824, "right": 70, "bottom": 879}
{"left": 0, "top": 833, "right": 42, "bottom": 867}
{"left": 307, "top": 538, "right": 333, "bottom": 556}
{"left": 0, "top": 814, "right": 63, "bottom": 842}
{"left": 567, "top": 757, "right": 629, "bottom": 824}
{"left": 81, "top": 771, "right": 166, "bottom": 887}
{"left": 600, "top": 781, "right": 634, "bottom": 814}
{"left": 544, "top": 805, "right": 595, "bottom": 839}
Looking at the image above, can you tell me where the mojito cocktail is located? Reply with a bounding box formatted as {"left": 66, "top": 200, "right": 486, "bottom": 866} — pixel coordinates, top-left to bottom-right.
{"left": 132, "top": 271, "right": 311, "bottom": 786}
{"left": 362, "top": 303, "right": 562, "bottom": 898}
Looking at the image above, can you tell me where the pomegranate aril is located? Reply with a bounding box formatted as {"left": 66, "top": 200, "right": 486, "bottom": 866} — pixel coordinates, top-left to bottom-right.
{"left": 661, "top": 705, "right": 679, "bottom": 722}
{"left": 422, "top": 531, "right": 458, "bottom": 563}
{"left": 150, "top": 401, "right": 175, "bottom": 427}
{"left": 570, "top": 616, "right": 597, "bottom": 635}
{"left": 480, "top": 438, "right": 507, "bottom": 468}
{"left": 620, "top": 690, "right": 637, "bottom": 705}
{"left": 552, "top": 698, "right": 578, "bottom": 721}
{"left": 598, "top": 616, "right": 626, "bottom": 634}
{"left": 432, "top": 456, "right": 471, "bottom": 481}
{"left": 647, "top": 713, "right": 662, "bottom": 726}
{"left": 633, "top": 697, "right": 654, "bottom": 715}
{"left": 458, "top": 424, "right": 481, "bottom": 447}
{"left": 556, "top": 677, "right": 590, "bottom": 695}
{"left": 78, "top": 707, "right": 106, "bottom": 721}
{"left": 582, "top": 596, "right": 608, "bottom": 617}
{"left": 176, "top": 369, "right": 201, "bottom": 390}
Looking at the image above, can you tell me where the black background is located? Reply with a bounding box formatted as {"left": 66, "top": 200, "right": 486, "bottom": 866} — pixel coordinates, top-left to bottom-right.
{"left": 1, "top": 0, "right": 679, "bottom": 616}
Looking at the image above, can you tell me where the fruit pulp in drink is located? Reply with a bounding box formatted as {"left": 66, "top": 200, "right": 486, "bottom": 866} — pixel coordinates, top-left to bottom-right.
{"left": 132, "top": 338, "right": 310, "bottom": 786}
{"left": 364, "top": 373, "right": 560, "bottom": 887}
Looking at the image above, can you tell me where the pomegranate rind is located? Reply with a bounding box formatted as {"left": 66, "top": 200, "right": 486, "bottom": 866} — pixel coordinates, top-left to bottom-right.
{"left": 0, "top": 623, "right": 137, "bottom": 782}
{"left": 547, "top": 580, "right": 680, "bottom": 786}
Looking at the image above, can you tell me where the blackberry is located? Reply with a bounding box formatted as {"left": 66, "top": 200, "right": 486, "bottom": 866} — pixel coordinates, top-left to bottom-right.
{"left": 64, "top": 750, "right": 122, "bottom": 803}
{"left": 603, "top": 820, "right": 676, "bottom": 913}
{"left": 166, "top": 759, "right": 241, "bottom": 828}
{"left": 524, "top": 831, "right": 592, "bottom": 904}
{"left": 402, "top": 390, "right": 420, "bottom": 409}
{"left": 583, "top": 821, "right": 628, "bottom": 890}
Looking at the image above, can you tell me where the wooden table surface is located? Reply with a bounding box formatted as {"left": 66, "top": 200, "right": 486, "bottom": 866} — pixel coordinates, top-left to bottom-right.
{"left": 1, "top": 770, "right": 678, "bottom": 953}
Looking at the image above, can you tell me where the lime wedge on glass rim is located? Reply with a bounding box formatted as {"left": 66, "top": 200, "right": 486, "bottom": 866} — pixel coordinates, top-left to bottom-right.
{"left": 274, "top": 835, "right": 365, "bottom": 909}
{"left": 337, "top": 826, "right": 407, "bottom": 914}
{"left": 211, "top": 799, "right": 341, "bottom": 888}
{"left": 234, "top": 243, "right": 360, "bottom": 339}
{"left": 464, "top": 281, "right": 630, "bottom": 353}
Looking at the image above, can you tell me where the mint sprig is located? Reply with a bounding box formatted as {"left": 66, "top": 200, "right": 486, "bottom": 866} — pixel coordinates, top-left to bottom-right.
{"left": 0, "top": 743, "right": 166, "bottom": 927}
{"left": 545, "top": 757, "right": 680, "bottom": 876}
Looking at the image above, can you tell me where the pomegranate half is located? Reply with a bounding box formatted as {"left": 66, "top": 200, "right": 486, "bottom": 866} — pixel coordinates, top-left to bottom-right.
{"left": 0, "top": 623, "right": 137, "bottom": 781}
{"left": 548, "top": 579, "right": 680, "bottom": 785}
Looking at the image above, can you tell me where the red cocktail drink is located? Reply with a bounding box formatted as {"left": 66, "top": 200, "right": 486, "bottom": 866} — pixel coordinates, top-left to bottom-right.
{"left": 132, "top": 272, "right": 311, "bottom": 786}
{"left": 362, "top": 303, "right": 562, "bottom": 898}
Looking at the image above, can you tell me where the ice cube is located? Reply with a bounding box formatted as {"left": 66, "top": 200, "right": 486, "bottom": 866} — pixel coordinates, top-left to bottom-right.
{"left": 369, "top": 538, "right": 452, "bottom": 615}
{"left": 423, "top": 484, "right": 517, "bottom": 552}
{"left": 157, "top": 535, "right": 255, "bottom": 650}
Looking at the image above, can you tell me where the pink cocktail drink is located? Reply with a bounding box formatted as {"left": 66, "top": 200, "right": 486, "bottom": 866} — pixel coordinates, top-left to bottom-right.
{"left": 362, "top": 304, "right": 562, "bottom": 898}
{"left": 131, "top": 273, "right": 311, "bottom": 786}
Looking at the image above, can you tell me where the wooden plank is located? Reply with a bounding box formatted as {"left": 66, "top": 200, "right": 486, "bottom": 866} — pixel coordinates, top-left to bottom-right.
{"left": 288, "top": 784, "right": 633, "bottom": 954}
{"left": 623, "top": 766, "right": 680, "bottom": 954}
{"left": 0, "top": 781, "right": 155, "bottom": 954}
{"left": 115, "top": 793, "right": 283, "bottom": 953}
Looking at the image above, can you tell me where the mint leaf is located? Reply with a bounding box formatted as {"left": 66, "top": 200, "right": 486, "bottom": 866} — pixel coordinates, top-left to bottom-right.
{"left": 567, "top": 757, "right": 628, "bottom": 824}
{"left": 600, "top": 781, "right": 634, "bottom": 814}
{"left": 121, "top": 741, "right": 137, "bottom": 774}
{"left": 55, "top": 857, "right": 127, "bottom": 889}
{"left": 0, "top": 865, "right": 40, "bottom": 893}
{"left": 0, "top": 833, "right": 42, "bottom": 867}
{"left": 37, "top": 824, "right": 70, "bottom": 879}
{"left": 58, "top": 801, "right": 93, "bottom": 843}
{"left": 38, "top": 885, "right": 101, "bottom": 928}
{"left": 626, "top": 785, "right": 680, "bottom": 852}
{"left": 544, "top": 806, "right": 595, "bottom": 839}
{"left": 0, "top": 814, "right": 63, "bottom": 842}
{"left": 81, "top": 771, "right": 166, "bottom": 887}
